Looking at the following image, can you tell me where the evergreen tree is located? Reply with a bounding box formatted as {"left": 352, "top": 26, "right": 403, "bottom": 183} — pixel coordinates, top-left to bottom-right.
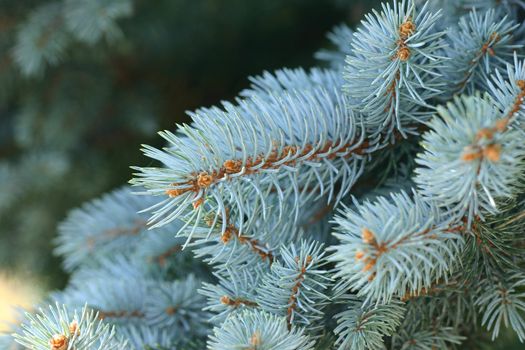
{"left": 3, "top": 0, "right": 525, "bottom": 349}
{"left": 0, "top": 0, "right": 351, "bottom": 283}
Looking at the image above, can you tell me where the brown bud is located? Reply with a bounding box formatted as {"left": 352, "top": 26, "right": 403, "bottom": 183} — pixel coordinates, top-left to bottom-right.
{"left": 368, "top": 272, "right": 377, "bottom": 282}
{"left": 250, "top": 331, "right": 261, "bottom": 346}
{"left": 220, "top": 295, "right": 232, "bottom": 305}
{"left": 363, "top": 261, "right": 375, "bottom": 272}
{"left": 305, "top": 255, "right": 313, "bottom": 264}
{"left": 192, "top": 198, "right": 204, "bottom": 209}
{"left": 221, "top": 228, "right": 233, "bottom": 243}
{"left": 399, "top": 20, "right": 416, "bottom": 37}
{"left": 281, "top": 145, "right": 297, "bottom": 156}
{"left": 355, "top": 251, "right": 365, "bottom": 261}
{"left": 495, "top": 118, "right": 509, "bottom": 132}
{"left": 517, "top": 80, "right": 525, "bottom": 91}
{"left": 165, "top": 306, "right": 177, "bottom": 315}
{"left": 461, "top": 150, "right": 482, "bottom": 162}
{"left": 483, "top": 144, "right": 501, "bottom": 162}
{"left": 397, "top": 47, "right": 411, "bottom": 61}
{"left": 49, "top": 334, "right": 68, "bottom": 350}
{"left": 69, "top": 321, "right": 80, "bottom": 337}
{"left": 476, "top": 128, "right": 493, "bottom": 140}
{"left": 166, "top": 188, "right": 186, "bottom": 197}
{"left": 223, "top": 159, "right": 242, "bottom": 173}
{"left": 361, "top": 228, "right": 375, "bottom": 244}
{"left": 197, "top": 172, "right": 213, "bottom": 188}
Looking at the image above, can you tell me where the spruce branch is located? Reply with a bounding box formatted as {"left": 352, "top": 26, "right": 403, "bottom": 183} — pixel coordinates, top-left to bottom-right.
{"left": 241, "top": 68, "right": 344, "bottom": 101}
{"left": 116, "top": 325, "right": 174, "bottom": 350}
{"left": 131, "top": 85, "right": 367, "bottom": 232}
{"left": 200, "top": 268, "right": 262, "bottom": 323}
{"left": 13, "top": 303, "right": 127, "bottom": 350}
{"left": 207, "top": 309, "right": 315, "bottom": 350}
{"left": 199, "top": 205, "right": 276, "bottom": 264}
{"left": 415, "top": 94, "right": 525, "bottom": 225}
{"left": 344, "top": 0, "right": 447, "bottom": 137}
{"left": 63, "top": 0, "right": 132, "bottom": 44}
{"left": 187, "top": 202, "right": 294, "bottom": 268}
{"left": 333, "top": 295, "right": 405, "bottom": 350}
{"left": 390, "top": 321, "right": 465, "bottom": 349}
{"left": 256, "top": 241, "right": 332, "bottom": 331}
{"left": 13, "top": 0, "right": 525, "bottom": 348}
{"left": 65, "top": 273, "right": 151, "bottom": 326}
{"left": 59, "top": 253, "right": 209, "bottom": 343}
{"left": 441, "top": 8, "right": 522, "bottom": 96}
{"left": 144, "top": 241, "right": 183, "bottom": 268}
{"left": 144, "top": 275, "right": 208, "bottom": 331}
{"left": 401, "top": 276, "right": 479, "bottom": 333}
{"left": 489, "top": 53, "right": 525, "bottom": 123}
{"left": 12, "top": 0, "right": 133, "bottom": 76}
{"left": 13, "top": 3, "right": 69, "bottom": 76}
{"left": 330, "top": 191, "right": 464, "bottom": 303}
{"left": 476, "top": 272, "right": 525, "bottom": 341}
{"left": 54, "top": 187, "right": 185, "bottom": 272}
{"left": 461, "top": 202, "right": 524, "bottom": 280}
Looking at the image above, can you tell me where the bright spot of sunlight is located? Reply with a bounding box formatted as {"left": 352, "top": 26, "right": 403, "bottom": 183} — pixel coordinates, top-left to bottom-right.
{"left": 0, "top": 272, "right": 42, "bottom": 332}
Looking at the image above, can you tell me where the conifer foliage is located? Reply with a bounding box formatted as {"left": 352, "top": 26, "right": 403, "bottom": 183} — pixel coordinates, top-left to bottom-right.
{"left": 4, "top": 0, "right": 525, "bottom": 349}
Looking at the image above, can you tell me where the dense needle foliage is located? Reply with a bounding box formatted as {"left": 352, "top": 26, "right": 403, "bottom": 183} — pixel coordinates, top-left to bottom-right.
{"left": 3, "top": 0, "right": 525, "bottom": 349}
